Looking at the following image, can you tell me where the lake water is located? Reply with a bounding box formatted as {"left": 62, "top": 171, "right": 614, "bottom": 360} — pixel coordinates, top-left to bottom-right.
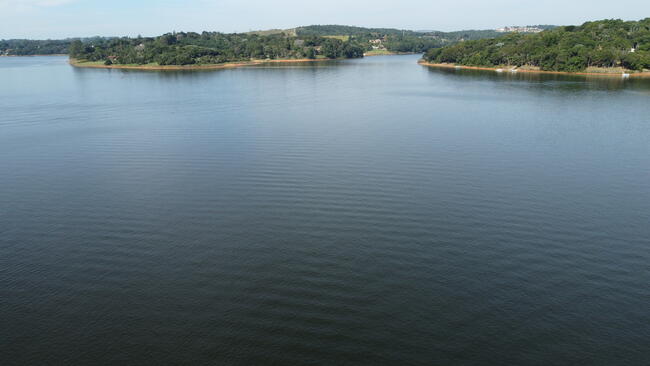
{"left": 1, "top": 55, "right": 649, "bottom": 365}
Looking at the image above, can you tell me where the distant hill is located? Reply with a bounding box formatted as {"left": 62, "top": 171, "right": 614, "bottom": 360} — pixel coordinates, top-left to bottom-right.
{"left": 1, "top": 39, "right": 73, "bottom": 56}
{"left": 293, "top": 25, "right": 528, "bottom": 53}
{"left": 246, "top": 29, "right": 297, "bottom": 37}
{"left": 495, "top": 25, "right": 557, "bottom": 33}
{"left": 425, "top": 29, "right": 502, "bottom": 41}
{"left": 424, "top": 19, "right": 650, "bottom": 72}
{"left": 296, "top": 24, "right": 546, "bottom": 41}
{"left": 296, "top": 25, "right": 413, "bottom": 37}
{"left": 0, "top": 37, "right": 109, "bottom": 56}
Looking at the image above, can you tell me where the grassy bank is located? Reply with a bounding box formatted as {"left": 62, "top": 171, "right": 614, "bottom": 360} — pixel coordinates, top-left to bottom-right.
{"left": 364, "top": 49, "right": 396, "bottom": 56}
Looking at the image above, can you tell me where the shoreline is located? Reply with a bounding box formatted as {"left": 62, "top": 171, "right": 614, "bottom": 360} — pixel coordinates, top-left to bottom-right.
{"left": 418, "top": 60, "right": 650, "bottom": 78}
{"left": 69, "top": 58, "right": 336, "bottom": 71}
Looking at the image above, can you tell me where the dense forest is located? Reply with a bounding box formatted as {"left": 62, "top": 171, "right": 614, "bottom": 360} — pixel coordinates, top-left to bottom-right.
{"left": 69, "top": 32, "right": 366, "bottom": 65}
{"left": 0, "top": 39, "right": 73, "bottom": 55}
{"left": 424, "top": 19, "right": 650, "bottom": 72}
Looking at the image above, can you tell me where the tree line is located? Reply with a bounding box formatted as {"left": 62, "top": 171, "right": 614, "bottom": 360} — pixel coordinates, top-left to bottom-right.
{"left": 424, "top": 19, "right": 650, "bottom": 72}
{"left": 1, "top": 39, "right": 73, "bottom": 55}
{"left": 0, "top": 37, "right": 113, "bottom": 56}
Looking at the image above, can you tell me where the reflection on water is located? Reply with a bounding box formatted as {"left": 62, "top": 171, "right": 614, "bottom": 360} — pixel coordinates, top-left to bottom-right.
{"left": 425, "top": 66, "right": 650, "bottom": 92}
{"left": 1, "top": 55, "right": 649, "bottom": 366}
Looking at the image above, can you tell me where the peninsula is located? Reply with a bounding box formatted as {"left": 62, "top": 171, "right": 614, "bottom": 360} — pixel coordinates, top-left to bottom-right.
{"left": 69, "top": 31, "right": 367, "bottom": 69}
{"left": 421, "top": 19, "right": 650, "bottom": 76}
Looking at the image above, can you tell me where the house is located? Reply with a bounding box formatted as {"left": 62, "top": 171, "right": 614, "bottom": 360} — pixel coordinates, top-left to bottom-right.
{"left": 496, "top": 26, "right": 543, "bottom": 33}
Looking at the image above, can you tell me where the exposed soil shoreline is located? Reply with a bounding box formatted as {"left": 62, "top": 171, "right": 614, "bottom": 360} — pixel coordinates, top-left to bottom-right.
{"left": 418, "top": 60, "right": 650, "bottom": 78}
{"left": 69, "top": 58, "right": 336, "bottom": 71}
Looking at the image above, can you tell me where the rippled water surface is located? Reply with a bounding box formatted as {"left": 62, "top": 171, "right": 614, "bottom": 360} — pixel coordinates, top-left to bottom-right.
{"left": 1, "top": 55, "right": 649, "bottom": 365}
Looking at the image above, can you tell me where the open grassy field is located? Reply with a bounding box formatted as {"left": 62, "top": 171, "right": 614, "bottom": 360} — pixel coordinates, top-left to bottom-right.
{"left": 323, "top": 35, "right": 350, "bottom": 42}
{"left": 364, "top": 49, "right": 395, "bottom": 56}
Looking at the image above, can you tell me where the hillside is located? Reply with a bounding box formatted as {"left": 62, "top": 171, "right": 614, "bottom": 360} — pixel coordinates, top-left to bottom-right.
{"left": 295, "top": 25, "right": 550, "bottom": 54}
{"left": 423, "top": 19, "right": 650, "bottom": 72}
{"left": 296, "top": 25, "right": 438, "bottom": 53}
{"left": 296, "top": 25, "right": 411, "bottom": 37}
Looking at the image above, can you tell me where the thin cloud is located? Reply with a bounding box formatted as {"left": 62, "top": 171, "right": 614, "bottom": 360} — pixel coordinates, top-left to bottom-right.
{"left": 0, "top": 0, "right": 77, "bottom": 9}
{"left": 37, "top": 0, "right": 77, "bottom": 6}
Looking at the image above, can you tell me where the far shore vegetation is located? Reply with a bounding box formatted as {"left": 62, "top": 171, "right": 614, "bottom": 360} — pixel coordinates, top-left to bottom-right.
{"left": 11, "top": 19, "right": 649, "bottom": 76}
{"left": 3, "top": 24, "right": 544, "bottom": 61}
{"left": 65, "top": 25, "right": 552, "bottom": 67}
{"left": 0, "top": 39, "right": 71, "bottom": 55}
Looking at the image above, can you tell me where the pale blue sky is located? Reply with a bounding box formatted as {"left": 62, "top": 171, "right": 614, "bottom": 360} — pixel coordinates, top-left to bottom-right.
{"left": 1, "top": 0, "right": 648, "bottom": 39}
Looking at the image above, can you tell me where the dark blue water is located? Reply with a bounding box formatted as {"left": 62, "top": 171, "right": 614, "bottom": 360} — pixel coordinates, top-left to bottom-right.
{"left": 1, "top": 55, "right": 649, "bottom": 365}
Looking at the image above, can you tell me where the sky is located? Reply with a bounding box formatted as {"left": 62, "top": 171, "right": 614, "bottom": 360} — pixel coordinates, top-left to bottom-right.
{"left": 0, "top": 0, "right": 649, "bottom": 39}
